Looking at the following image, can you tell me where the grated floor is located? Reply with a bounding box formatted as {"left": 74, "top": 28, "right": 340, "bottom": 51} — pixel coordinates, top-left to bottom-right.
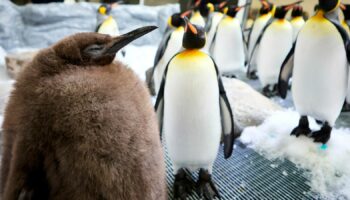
{"left": 165, "top": 141, "right": 319, "bottom": 200}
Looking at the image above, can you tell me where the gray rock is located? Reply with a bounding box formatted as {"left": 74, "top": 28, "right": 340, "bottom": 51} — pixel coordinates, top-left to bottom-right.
{"left": 0, "top": 0, "right": 179, "bottom": 51}
{"left": 223, "top": 78, "right": 283, "bottom": 128}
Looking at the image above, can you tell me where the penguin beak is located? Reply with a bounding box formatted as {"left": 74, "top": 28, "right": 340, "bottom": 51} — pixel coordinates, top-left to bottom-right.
{"left": 194, "top": 0, "right": 201, "bottom": 8}
{"left": 184, "top": 17, "right": 198, "bottom": 35}
{"left": 219, "top": 1, "right": 227, "bottom": 9}
{"left": 260, "top": 0, "right": 270, "bottom": 9}
{"left": 340, "top": 3, "right": 346, "bottom": 11}
{"left": 104, "top": 26, "right": 158, "bottom": 55}
{"left": 181, "top": 10, "right": 192, "bottom": 18}
{"left": 284, "top": 1, "right": 303, "bottom": 11}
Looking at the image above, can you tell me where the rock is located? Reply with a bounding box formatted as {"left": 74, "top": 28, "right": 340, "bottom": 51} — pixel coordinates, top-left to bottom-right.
{"left": 223, "top": 78, "right": 283, "bottom": 128}
{"left": 0, "top": 0, "right": 179, "bottom": 51}
{"left": 5, "top": 51, "right": 37, "bottom": 79}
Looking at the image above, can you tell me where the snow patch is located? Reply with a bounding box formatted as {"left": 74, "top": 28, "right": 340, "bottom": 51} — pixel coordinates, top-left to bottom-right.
{"left": 241, "top": 110, "right": 350, "bottom": 199}
{"left": 122, "top": 45, "right": 157, "bottom": 81}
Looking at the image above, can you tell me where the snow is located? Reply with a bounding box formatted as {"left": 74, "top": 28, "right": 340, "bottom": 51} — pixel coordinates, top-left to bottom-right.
{"left": 122, "top": 45, "right": 157, "bottom": 81}
{"left": 241, "top": 110, "right": 350, "bottom": 199}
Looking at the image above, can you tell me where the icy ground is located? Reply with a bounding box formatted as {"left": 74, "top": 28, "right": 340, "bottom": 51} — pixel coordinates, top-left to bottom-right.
{"left": 1, "top": 44, "right": 350, "bottom": 199}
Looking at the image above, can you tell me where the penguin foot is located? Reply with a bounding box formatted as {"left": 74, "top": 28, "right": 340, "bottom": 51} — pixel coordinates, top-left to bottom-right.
{"left": 174, "top": 168, "right": 195, "bottom": 200}
{"left": 291, "top": 116, "right": 311, "bottom": 137}
{"left": 311, "top": 122, "right": 332, "bottom": 144}
{"left": 223, "top": 74, "right": 236, "bottom": 79}
{"left": 247, "top": 71, "right": 258, "bottom": 80}
{"left": 196, "top": 169, "right": 220, "bottom": 200}
{"left": 262, "top": 85, "right": 278, "bottom": 97}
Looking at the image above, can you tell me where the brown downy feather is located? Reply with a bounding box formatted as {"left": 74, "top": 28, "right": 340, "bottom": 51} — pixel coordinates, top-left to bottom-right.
{"left": 1, "top": 32, "right": 166, "bottom": 200}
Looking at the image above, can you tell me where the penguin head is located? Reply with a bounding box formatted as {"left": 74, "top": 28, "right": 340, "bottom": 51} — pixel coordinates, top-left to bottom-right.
{"left": 259, "top": 0, "right": 273, "bottom": 15}
{"left": 291, "top": 5, "right": 303, "bottom": 18}
{"left": 53, "top": 26, "right": 157, "bottom": 66}
{"left": 207, "top": 3, "right": 215, "bottom": 13}
{"left": 167, "top": 11, "right": 190, "bottom": 28}
{"left": 182, "top": 17, "right": 206, "bottom": 49}
{"left": 225, "top": 5, "right": 247, "bottom": 18}
{"left": 98, "top": 4, "right": 111, "bottom": 15}
{"left": 340, "top": 4, "right": 350, "bottom": 20}
{"left": 274, "top": 1, "right": 303, "bottom": 19}
{"left": 318, "top": 0, "right": 340, "bottom": 12}
{"left": 216, "top": 1, "right": 228, "bottom": 13}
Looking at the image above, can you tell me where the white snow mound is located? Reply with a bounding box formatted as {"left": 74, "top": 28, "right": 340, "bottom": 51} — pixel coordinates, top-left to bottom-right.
{"left": 241, "top": 110, "right": 350, "bottom": 199}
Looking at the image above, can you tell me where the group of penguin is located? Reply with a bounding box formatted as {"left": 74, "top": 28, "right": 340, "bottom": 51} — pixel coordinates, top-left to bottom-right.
{"left": 94, "top": 0, "right": 350, "bottom": 199}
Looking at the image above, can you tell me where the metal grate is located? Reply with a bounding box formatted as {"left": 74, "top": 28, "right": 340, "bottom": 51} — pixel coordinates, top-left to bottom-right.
{"left": 165, "top": 141, "right": 319, "bottom": 200}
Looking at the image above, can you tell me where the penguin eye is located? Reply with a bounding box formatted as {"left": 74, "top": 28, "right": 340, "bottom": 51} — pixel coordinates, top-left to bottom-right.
{"left": 83, "top": 44, "right": 105, "bottom": 57}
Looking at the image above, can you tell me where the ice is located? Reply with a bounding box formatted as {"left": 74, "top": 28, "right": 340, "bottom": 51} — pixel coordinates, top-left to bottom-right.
{"left": 241, "top": 110, "right": 350, "bottom": 199}
{"left": 282, "top": 170, "right": 288, "bottom": 176}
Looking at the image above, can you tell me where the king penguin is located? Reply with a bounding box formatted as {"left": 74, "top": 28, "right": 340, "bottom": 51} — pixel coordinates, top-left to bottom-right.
{"left": 212, "top": 4, "right": 248, "bottom": 77}
{"left": 150, "top": 12, "right": 188, "bottom": 95}
{"left": 155, "top": 17, "right": 237, "bottom": 199}
{"left": 203, "top": 1, "right": 227, "bottom": 52}
{"left": 252, "top": 1, "right": 302, "bottom": 97}
{"left": 96, "top": 4, "right": 119, "bottom": 37}
{"left": 290, "top": 5, "right": 306, "bottom": 41}
{"left": 246, "top": 0, "right": 275, "bottom": 79}
{"left": 278, "top": 0, "right": 350, "bottom": 144}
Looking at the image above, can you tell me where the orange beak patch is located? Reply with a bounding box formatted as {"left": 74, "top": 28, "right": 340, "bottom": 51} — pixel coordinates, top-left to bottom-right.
{"left": 340, "top": 3, "right": 346, "bottom": 10}
{"left": 187, "top": 22, "right": 198, "bottom": 34}
{"left": 181, "top": 10, "right": 192, "bottom": 18}
{"left": 219, "top": 1, "right": 227, "bottom": 9}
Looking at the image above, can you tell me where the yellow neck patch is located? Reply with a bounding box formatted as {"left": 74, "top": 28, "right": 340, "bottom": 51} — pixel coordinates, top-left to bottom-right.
{"left": 177, "top": 50, "right": 207, "bottom": 60}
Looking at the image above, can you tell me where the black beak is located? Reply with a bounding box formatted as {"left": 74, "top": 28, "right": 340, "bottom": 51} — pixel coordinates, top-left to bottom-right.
{"left": 104, "top": 26, "right": 158, "bottom": 55}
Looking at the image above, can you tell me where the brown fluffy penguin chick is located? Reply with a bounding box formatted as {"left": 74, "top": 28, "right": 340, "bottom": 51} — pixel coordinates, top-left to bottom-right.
{"left": 1, "top": 26, "right": 167, "bottom": 200}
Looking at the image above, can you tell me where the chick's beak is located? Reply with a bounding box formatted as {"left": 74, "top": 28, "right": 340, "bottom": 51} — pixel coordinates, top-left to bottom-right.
{"left": 104, "top": 26, "right": 158, "bottom": 55}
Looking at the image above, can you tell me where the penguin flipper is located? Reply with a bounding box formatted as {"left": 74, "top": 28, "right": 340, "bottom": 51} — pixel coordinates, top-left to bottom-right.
{"left": 247, "top": 18, "right": 273, "bottom": 73}
{"left": 325, "top": 17, "right": 350, "bottom": 63}
{"left": 153, "top": 30, "right": 172, "bottom": 68}
{"left": 211, "top": 58, "right": 235, "bottom": 159}
{"left": 205, "top": 13, "right": 213, "bottom": 33}
{"left": 154, "top": 53, "right": 179, "bottom": 139}
{"left": 241, "top": 30, "right": 249, "bottom": 66}
{"left": 278, "top": 42, "right": 296, "bottom": 99}
{"left": 95, "top": 23, "right": 102, "bottom": 33}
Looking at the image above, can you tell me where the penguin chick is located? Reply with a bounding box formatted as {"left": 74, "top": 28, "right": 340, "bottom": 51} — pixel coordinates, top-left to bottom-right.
{"left": 1, "top": 26, "right": 167, "bottom": 200}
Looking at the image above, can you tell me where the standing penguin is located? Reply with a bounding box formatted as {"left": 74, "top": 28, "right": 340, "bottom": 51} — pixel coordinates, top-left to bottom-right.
{"left": 290, "top": 5, "right": 306, "bottom": 41}
{"left": 278, "top": 0, "right": 350, "bottom": 144}
{"left": 203, "top": 1, "right": 227, "bottom": 52}
{"left": 252, "top": 1, "right": 302, "bottom": 97}
{"left": 96, "top": 4, "right": 119, "bottom": 37}
{"left": 155, "top": 18, "right": 237, "bottom": 199}
{"left": 151, "top": 12, "right": 188, "bottom": 95}
{"left": 246, "top": 0, "right": 275, "bottom": 79}
{"left": 1, "top": 27, "right": 167, "bottom": 199}
{"left": 212, "top": 4, "right": 248, "bottom": 77}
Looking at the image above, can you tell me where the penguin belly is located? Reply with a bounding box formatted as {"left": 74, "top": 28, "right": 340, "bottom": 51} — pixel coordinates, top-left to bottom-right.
{"left": 97, "top": 17, "right": 120, "bottom": 37}
{"left": 248, "top": 14, "right": 272, "bottom": 70}
{"left": 292, "top": 17, "right": 348, "bottom": 126}
{"left": 213, "top": 18, "right": 245, "bottom": 75}
{"left": 190, "top": 11, "right": 206, "bottom": 27}
{"left": 163, "top": 50, "right": 221, "bottom": 172}
{"left": 154, "top": 29, "right": 184, "bottom": 93}
{"left": 257, "top": 20, "right": 293, "bottom": 87}
{"left": 291, "top": 17, "right": 305, "bottom": 41}
{"left": 203, "top": 12, "right": 223, "bottom": 52}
